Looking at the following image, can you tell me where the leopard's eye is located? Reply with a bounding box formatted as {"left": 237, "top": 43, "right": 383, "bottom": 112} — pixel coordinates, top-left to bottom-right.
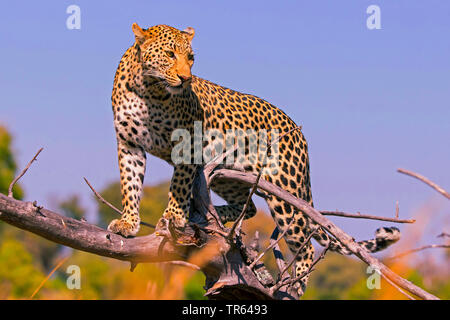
{"left": 166, "top": 51, "right": 175, "bottom": 58}
{"left": 188, "top": 53, "right": 195, "bottom": 61}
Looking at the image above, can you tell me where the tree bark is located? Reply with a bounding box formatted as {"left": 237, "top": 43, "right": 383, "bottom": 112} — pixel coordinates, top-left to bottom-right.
{"left": 0, "top": 164, "right": 441, "bottom": 300}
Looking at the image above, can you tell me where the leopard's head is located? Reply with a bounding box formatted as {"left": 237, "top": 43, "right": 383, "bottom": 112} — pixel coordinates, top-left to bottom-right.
{"left": 132, "top": 23, "right": 195, "bottom": 94}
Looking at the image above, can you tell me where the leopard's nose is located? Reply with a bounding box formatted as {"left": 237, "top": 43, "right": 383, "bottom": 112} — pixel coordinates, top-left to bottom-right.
{"left": 178, "top": 74, "right": 192, "bottom": 83}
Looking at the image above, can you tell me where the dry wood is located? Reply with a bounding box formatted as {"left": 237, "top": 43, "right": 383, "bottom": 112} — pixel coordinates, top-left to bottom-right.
{"left": 398, "top": 168, "right": 450, "bottom": 200}
{"left": 388, "top": 244, "right": 450, "bottom": 260}
{"left": 320, "top": 210, "right": 415, "bottom": 223}
{"left": 0, "top": 148, "right": 441, "bottom": 300}
{"left": 83, "top": 177, "right": 155, "bottom": 228}
{"left": 210, "top": 169, "right": 440, "bottom": 300}
{"left": 8, "top": 148, "right": 43, "bottom": 197}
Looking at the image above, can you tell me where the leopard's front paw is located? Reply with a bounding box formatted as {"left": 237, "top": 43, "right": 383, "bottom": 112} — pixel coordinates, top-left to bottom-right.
{"left": 107, "top": 218, "right": 140, "bottom": 238}
{"left": 172, "top": 215, "right": 187, "bottom": 230}
{"left": 163, "top": 210, "right": 187, "bottom": 230}
{"left": 155, "top": 217, "right": 170, "bottom": 237}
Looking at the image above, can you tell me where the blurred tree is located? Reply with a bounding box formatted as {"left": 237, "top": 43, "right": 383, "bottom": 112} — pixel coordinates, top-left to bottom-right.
{"left": 302, "top": 252, "right": 367, "bottom": 299}
{"left": 0, "top": 239, "right": 49, "bottom": 298}
{"left": 60, "top": 195, "right": 86, "bottom": 220}
{"left": 0, "top": 126, "right": 23, "bottom": 199}
{"left": 184, "top": 271, "right": 207, "bottom": 300}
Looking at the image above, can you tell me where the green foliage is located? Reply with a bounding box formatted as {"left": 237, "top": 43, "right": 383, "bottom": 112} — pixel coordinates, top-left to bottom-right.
{"left": 432, "top": 279, "right": 450, "bottom": 299}
{"left": 0, "top": 239, "right": 45, "bottom": 298}
{"left": 62, "top": 251, "right": 112, "bottom": 299}
{"left": 60, "top": 195, "right": 86, "bottom": 220}
{"left": 345, "top": 278, "right": 374, "bottom": 300}
{"left": 0, "top": 126, "right": 23, "bottom": 199}
{"left": 302, "top": 253, "right": 367, "bottom": 300}
{"left": 184, "top": 272, "right": 207, "bottom": 300}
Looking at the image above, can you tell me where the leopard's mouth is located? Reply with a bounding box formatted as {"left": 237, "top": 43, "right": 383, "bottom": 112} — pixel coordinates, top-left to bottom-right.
{"left": 170, "top": 83, "right": 183, "bottom": 89}
{"left": 166, "top": 79, "right": 191, "bottom": 93}
{"left": 165, "top": 82, "right": 186, "bottom": 94}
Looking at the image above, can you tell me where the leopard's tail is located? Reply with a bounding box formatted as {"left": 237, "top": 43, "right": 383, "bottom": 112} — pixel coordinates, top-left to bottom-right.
{"left": 313, "top": 226, "right": 401, "bottom": 255}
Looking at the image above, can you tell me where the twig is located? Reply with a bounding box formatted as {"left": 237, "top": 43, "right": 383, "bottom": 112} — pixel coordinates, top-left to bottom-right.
{"left": 278, "top": 228, "right": 319, "bottom": 281}
{"left": 395, "top": 201, "right": 399, "bottom": 219}
{"left": 387, "top": 244, "right": 450, "bottom": 260}
{"left": 250, "top": 231, "right": 260, "bottom": 252}
{"left": 397, "top": 168, "right": 450, "bottom": 200}
{"left": 269, "top": 228, "right": 288, "bottom": 275}
{"left": 320, "top": 210, "right": 415, "bottom": 224}
{"left": 30, "top": 255, "right": 69, "bottom": 299}
{"left": 381, "top": 273, "right": 415, "bottom": 300}
{"left": 164, "top": 261, "right": 201, "bottom": 271}
{"left": 211, "top": 168, "right": 440, "bottom": 300}
{"left": 271, "top": 126, "right": 303, "bottom": 146}
{"left": 8, "top": 148, "right": 43, "bottom": 197}
{"left": 249, "top": 215, "right": 296, "bottom": 270}
{"left": 83, "top": 177, "right": 155, "bottom": 229}
{"left": 227, "top": 168, "right": 263, "bottom": 241}
{"left": 437, "top": 232, "right": 449, "bottom": 239}
{"left": 199, "top": 226, "right": 229, "bottom": 238}
{"left": 271, "top": 244, "right": 330, "bottom": 294}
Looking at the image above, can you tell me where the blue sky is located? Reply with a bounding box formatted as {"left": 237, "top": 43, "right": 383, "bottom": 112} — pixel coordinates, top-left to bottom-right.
{"left": 1, "top": 1, "right": 449, "bottom": 250}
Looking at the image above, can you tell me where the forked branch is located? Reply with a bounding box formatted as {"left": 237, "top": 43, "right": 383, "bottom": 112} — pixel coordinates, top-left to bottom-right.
{"left": 0, "top": 148, "right": 440, "bottom": 300}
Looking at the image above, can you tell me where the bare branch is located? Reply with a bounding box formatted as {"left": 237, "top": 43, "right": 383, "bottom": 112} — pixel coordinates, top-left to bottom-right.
{"left": 398, "top": 168, "right": 450, "bottom": 200}
{"left": 395, "top": 201, "right": 399, "bottom": 219}
{"left": 0, "top": 193, "right": 188, "bottom": 264}
{"left": 227, "top": 166, "right": 264, "bottom": 241}
{"left": 8, "top": 148, "right": 43, "bottom": 197}
{"left": 380, "top": 273, "right": 415, "bottom": 300}
{"left": 320, "top": 210, "right": 415, "bottom": 224}
{"left": 1, "top": 146, "right": 440, "bottom": 300}
{"left": 278, "top": 228, "right": 318, "bottom": 281}
{"left": 388, "top": 244, "right": 450, "bottom": 260}
{"left": 83, "top": 177, "right": 155, "bottom": 229}
{"left": 30, "top": 255, "right": 69, "bottom": 299}
{"left": 163, "top": 261, "right": 201, "bottom": 271}
{"left": 248, "top": 215, "right": 296, "bottom": 270}
{"left": 210, "top": 169, "right": 440, "bottom": 300}
{"left": 271, "top": 243, "right": 330, "bottom": 295}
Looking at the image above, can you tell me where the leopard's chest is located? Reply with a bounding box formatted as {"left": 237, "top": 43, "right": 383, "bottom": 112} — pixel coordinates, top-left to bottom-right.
{"left": 114, "top": 92, "right": 198, "bottom": 163}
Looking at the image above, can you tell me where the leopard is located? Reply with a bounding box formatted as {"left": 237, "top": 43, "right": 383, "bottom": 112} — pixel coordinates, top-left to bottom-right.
{"left": 107, "top": 23, "right": 400, "bottom": 295}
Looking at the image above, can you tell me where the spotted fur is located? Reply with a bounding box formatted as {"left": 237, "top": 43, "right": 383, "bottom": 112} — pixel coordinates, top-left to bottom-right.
{"left": 107, "top": 23, "right": 401, "bottom": 295}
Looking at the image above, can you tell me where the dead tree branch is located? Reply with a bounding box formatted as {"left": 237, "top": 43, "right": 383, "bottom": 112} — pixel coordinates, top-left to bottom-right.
{"left": 210, "top": 169, "right": 440, "bottom": 300}
{"left": 388, "top": 244, "right": 450, "bottom": 260}
{"left": 398, "top": 168, "right": 450, "bottom": 200}
{"left": 8, "top": 148, "right": 43, "bottom": 197}
{"left": 83, "top": 177, "right": 155, "bottom": 228}
{"left": 0, "top": 148, "right": 440, "bottom": 300}
{"left": 0, "top": 193, "right": 187, "bottom": 264}
{"left": 319, "top": 210, "right": 415, "bottom": 224}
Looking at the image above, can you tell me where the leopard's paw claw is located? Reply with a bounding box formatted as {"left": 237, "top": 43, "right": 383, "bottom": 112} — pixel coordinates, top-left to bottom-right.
{"left": 107, "top": 218, "right": 139, "bottom": 238}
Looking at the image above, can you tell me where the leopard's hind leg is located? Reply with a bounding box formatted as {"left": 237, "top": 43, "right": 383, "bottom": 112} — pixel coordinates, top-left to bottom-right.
{"left": 265, "top": 192, "right": 315, "bottom": 296}
{"left": 210, "top": 179, "right": 257, "bottom": 224}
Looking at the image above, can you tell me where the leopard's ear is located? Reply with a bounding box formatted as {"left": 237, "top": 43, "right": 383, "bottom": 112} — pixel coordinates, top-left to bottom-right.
{"left": 132, "top": 23, "right": 148, "bottom": 45}
{"left": 182, "top": 27, "right": 195, "bottom": 42}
